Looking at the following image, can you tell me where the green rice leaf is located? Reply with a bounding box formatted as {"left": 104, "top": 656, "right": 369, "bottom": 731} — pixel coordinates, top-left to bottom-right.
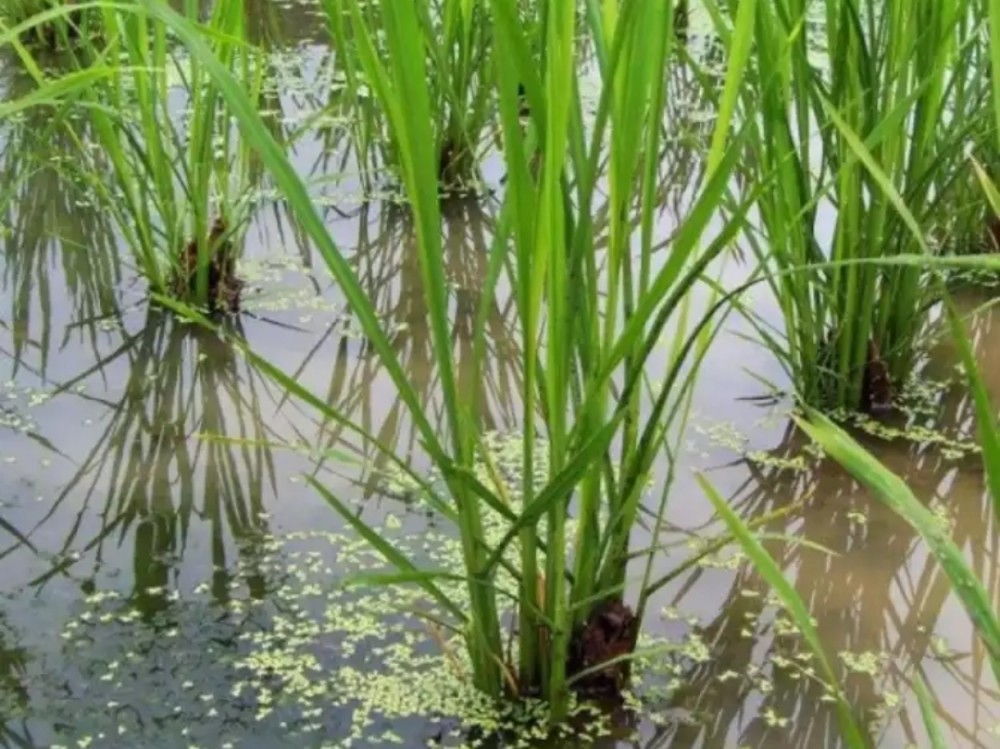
{"left": 307, "top": 476, "right": 467, "bottom": 623}
{"left": 797, "top": 410, "right": 1000, "bottom": 685}
{"left": 698, "top": 473, "right": 870, "bottom": 749}
{"left": 913, "top": 676, "right": 947, "bottom": 749}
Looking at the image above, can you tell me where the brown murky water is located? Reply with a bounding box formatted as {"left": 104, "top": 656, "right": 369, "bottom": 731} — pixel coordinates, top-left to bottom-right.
{"left": 0, "top": 5, "right": 997, "bottom": 749}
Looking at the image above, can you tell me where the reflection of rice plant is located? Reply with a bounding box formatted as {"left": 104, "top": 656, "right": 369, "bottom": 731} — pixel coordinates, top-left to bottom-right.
{"left": 26, "top": 310, "right": 282, "bottom": 619}
{"left": 67, "top": 1, "right": 264, "bottom": 313}
{"left": 0, "top": 617, "right": 28, "bottom": 720}
{"left": 791, "top": 280, "right": 1000, "bottom": 730}
{"left": 293, "top": 198, "right": 522, "bottom": 498}
{"left": 0, "top": 63, "right": 121, "bottom": 377}
{"left": 666, "top": 415, "right": 999, "bottom": 748}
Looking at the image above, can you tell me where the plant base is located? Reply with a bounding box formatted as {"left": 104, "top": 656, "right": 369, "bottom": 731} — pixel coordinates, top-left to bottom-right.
{"left": 567, "top": 599, "right": 639, "bottom": 700}
{"left": 818, "top": 334, "right": 895, "bottom": 415}
{"left": 437, "top": 139, "right": 480, "bottom": 198}
{"left": 861, "top": 339, "right": 893, "bottom": 415}
{"left": 174, "top": 216, "right": 243, "bottom": 313}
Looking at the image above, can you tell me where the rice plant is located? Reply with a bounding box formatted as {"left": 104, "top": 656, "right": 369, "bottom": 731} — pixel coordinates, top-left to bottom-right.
{"left": 789, "top": 15, "right": 1000, "bottom": 716}
{"left": 137, "top": 0, "right": 763, "bottom": 724}
{"left": 721, "top": 0, "right": 992, "bottom": 413}
{"left": 0, "top": 10, "right": 122, "bottom": 363}
{"left": 63, "top": 0, "right": 265, "bottom": 313}
{"left": 288, "top": 198, "right": 523, "bottom": 497}
{"left": 320, "top": 0, "right": 502, "bottom": 195}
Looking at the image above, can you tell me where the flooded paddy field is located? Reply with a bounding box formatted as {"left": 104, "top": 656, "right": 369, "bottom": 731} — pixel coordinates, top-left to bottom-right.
{"left": 0, "top": 1, "right": 998, "bottom": 748}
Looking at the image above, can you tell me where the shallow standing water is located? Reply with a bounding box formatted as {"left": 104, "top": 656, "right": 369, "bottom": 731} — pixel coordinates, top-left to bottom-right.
{"left": 0, "top": 5, "right": 999, "bottom": 749}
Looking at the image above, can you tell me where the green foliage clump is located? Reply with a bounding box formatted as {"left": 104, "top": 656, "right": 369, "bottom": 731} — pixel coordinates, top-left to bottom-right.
{"left": 1, "top": 0, "right": 98, "bottom": 50}
{"left": 64, "top": 1, "right": 265, "bottom": 313}
{"left": 731, "top": 0, "right": 993, "bottom": 413}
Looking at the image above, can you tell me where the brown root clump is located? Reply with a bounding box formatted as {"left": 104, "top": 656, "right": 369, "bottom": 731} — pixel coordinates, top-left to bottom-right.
{"left": 567, "top": 599, "right": 639, "bottom": 700}
{"left": 174, "top": 216, "right": 243, "bottom": 313}
{"left": 437, "top": 138, "right": 478, "bottom": 197}
{"left": 818, "top": 331, "right": 894, "bottom": 415}
{"left": 861, "top": 338, "right": 892, "bottom": 414}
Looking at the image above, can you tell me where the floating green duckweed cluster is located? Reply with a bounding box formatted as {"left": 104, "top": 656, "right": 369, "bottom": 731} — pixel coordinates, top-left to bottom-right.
{"left": 42, "top": 522, "right": 640, "bottom": 747}
{"left": 842, "top": 412, "right": 977, "bottom": 458}
{"left": 373, "top": 431, "right": 552, "bottom": 507}
{"left": 839, "top": 650, "right": 886, "bottom": 677}
{"left": 692, "top": 372, "right": 980, "bottom": 475}
{"left": 0, "top": 380, "right": 50, "bottom": 433}
{"left": 694, "top": 420, "right": 748, "bottom": 454}
{"left": 29, "top": 491, "right": 957, "bottom": 748}
{"left": 25, "top": 433, "right": 713, "bottom": 745}
{"left": 0, "top": 417, "right": 964, "bottom": 748}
